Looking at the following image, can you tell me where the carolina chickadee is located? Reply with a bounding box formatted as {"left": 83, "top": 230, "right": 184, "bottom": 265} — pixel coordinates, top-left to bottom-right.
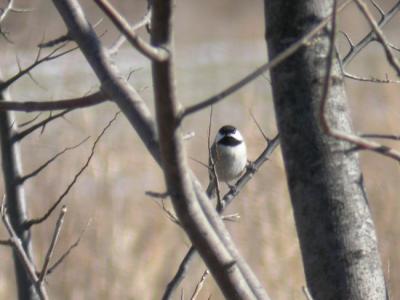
{"left": 207, "top": 125, "right": 247, "bottom": 198}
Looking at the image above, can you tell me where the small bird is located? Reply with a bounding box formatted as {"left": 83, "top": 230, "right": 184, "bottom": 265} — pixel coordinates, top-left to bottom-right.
{"left": 207, "top": 125, "right": 247, "bottom": 198}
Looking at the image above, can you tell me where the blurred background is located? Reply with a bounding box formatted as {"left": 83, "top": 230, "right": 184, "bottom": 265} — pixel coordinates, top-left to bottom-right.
{"left": 0, "top": 0, "right": 399, "bottom": 299}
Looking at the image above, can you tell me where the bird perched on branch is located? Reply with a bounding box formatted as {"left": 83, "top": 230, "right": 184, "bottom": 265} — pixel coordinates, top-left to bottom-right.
{"left": 207, "top": 125, "right": 247, "bottom": 199}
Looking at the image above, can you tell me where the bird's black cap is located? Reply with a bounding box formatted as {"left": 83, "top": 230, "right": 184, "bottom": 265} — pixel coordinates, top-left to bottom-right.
{"left": 219, "top": 125, "right": 236, "bottom": 135}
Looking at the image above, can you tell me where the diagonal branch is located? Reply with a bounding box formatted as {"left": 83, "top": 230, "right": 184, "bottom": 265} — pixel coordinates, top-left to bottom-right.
{"left": 109, "top": 6, "right": 152, "bottom": 55}
{"left": 94, "top": 0, "right": 168, "bottom": 61}
{"left": 180, "top": 0, "right": 351, "bottom": 120}
{"left": 24, "top": 112, "right": 119, "bottom": 229}
{"left": 162, "top": 134, "right": 280, "bottom": 299}
{"left": 0, "top": 43, "right": 79, "bottom": 90}
{"left": 321, "top": 0, "right": 400, "bottom": 162}
{"left": 12, "top": 109, "right": 72, "bottom": 142}
{"left": 52, "top": 0, "right": 161, "bottom": 163}
{"left": 17, "top": 137, "right": 90, "bottom": 184}
{"left": 38, "top": 206, "right": 67, "bottom": 284}
{"left": 353, "top": 0, "right": 400, "bottom": 76}
{"left": 151, "top": 0, "right": 269, "bottom": 298}
{"left": 45, "top": 219, "right": 90, "bottom": 276}
{"left": 342, "top": 1, "right": 400, "bottom": 66}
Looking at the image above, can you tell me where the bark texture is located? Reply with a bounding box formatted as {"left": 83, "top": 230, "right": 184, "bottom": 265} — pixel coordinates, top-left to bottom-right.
{"left": 264, "top": 1, "right": 387, "bottom": 299}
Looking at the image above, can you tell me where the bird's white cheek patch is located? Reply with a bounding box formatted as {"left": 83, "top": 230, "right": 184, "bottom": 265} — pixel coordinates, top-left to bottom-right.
{"left": 230, "top": 131, "right": 243, "bottom": 142}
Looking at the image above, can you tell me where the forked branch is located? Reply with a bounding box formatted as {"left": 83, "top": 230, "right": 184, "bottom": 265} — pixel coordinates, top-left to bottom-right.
{"left": 321, "top": 0, "right": 400, "bottom": 162}
{"left": 94, "top": 0, "right": 168, "bottom": 61}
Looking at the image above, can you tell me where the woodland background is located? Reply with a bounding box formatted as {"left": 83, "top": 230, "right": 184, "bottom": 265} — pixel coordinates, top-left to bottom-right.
{"left": 0, "top": 0, "right": 399, "bottom": 299}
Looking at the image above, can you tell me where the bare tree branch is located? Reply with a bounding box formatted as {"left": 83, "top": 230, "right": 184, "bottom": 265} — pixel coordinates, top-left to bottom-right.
{"left": 24, "top": 112, "right": 119, "bottom": 229}
{"left": 109, "top": 5, "right": 152, "bottom": 55}
{"left": 38, "top": 206, "right": 67, "bottom": 284}
{"left": 360, "top": 133, "right": 400, "bottom": 140}
{"left": 17, "top": 137, "right": 90, "bottom": 184}
{"left": 321, "top": 1, "right": 400, "bottom": 162}
{"left": 45, "top": 219, "right": 90, "bottom": 276}
{"left": 0, "top": 238, "right": 11, "bottom": 245}
{"left": 162, "top": 247, "right": 197, "bottom": 300}
{"left": 342, "top": 1, "right": 400, "bottom": 66}
{"left": 353, "top": 0, "right": 400, "bottom": 76}
{"left": 0, "top": 91, "right": 107, "bottom": 112}
{"left": 151, "top": 0, "right": 270, "bottom": 298}
{"left": 0, "top": 43, "right": 79, "bottom": 90}
{"left": 344, "top": 72, "right": 400, "bottom": 83}
{"left": 0, "top": 71, "right": 38, "bottom": 299}
{"left": 0, "top": 0, "right": 15, "bottom": 24}
{"left": 94, "top": 0, "right": 167, "bottom": 61}
{"left": 52, "top": 0, "right": 161, "bottom": 163}
{"left": 180, "top": 0, "right": 351, "bottom": 119}
{"left": 38, "top": 34, "right": 71, "bottom": 48}
{"left": 190, "top": 270, "right": 210, "bottom": 300}
{"left": 18, "top": 113, "right": 43, "bottom": 128}
{"left": 38, "top": 18, "right": 103, "bottom": 48}
{"left": 163, "top": 134, "right": 280, "bottom": 299}
{"left": 1, "top": 200, "right": 49, "bottom": 300}
{"left": 13, "top": 109, "right": 72, "bottom": 142}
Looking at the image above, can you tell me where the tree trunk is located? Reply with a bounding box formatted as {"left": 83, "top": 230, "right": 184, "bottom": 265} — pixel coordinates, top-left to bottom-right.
{"left": 0, "top": 77, "right": 38, "bottom": 300}
{"left": 264, "top": 1, "right": 387, "bottom": 299}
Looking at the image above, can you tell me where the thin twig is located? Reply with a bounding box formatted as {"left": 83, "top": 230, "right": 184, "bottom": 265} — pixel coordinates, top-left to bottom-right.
{"left": 190, "top": 270, "right": 210, "bottom": 300}
{"left": 18, "top": 113, "right": 43, "bottom": 128}
{"left": 360, "top": 133, "right": 400, "bottom": 140}
{"left": 0, "top": 43, "right": 79, "bottom": 90}
{"left": 342, "top": 1, "right": 400, "bottom": 66}
{"left": 38, "top": 206, "right": 67, "bottom": 284}
{"left": 38, "top": 34, "right": 71, "bottom": 48}
{"left": 24, "top": 112, "right": 120, "bottom": 229}
{"left": 344, "top": 72, "right": 400, "bottom": 84}
{"left": 249, "top": 110, "right": 269, "bottom": 142}
{"left": 321, "top": 0, "right": 400, "bottom": 162}
{"left": 150, "top": 197, "right": 180, "bottom": 226}
{"left": 18, "top": 137, "right": 90, "bottom": 184}
{"left": 109, "top": 6, "right": 152, "bottom": 55}
{"left": 145, "top": 190, "right": 169, "bottom": 199}
{"left": 46, "top": 219, "right": 90, "bottom": 276}
{"left": 94, "top": 0, "right": 167, "bottom": 61}
{"left": 13, "top": 109, "right": 72, "bottom": 142}
{"left": 0, "top": 0, "right": 29, "bottom": 24}
{"left": 162, "top": 246, "right": 197, "bottom": 300}
{"left": 180, "top": 0, "right": 352, "bottom": 119}
{"left": 353, "top": 0, "right": 400, "bottom": 76}
{"left": 38, "top": 18, "right": 103, "bottom": 48}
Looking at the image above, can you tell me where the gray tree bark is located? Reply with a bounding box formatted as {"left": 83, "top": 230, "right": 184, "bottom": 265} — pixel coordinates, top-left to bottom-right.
{"left": 0, "top": 76, "right": 38, "bottom": 299}
{"left": 264, "top": 1, "right": 387, "bottom": 299}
